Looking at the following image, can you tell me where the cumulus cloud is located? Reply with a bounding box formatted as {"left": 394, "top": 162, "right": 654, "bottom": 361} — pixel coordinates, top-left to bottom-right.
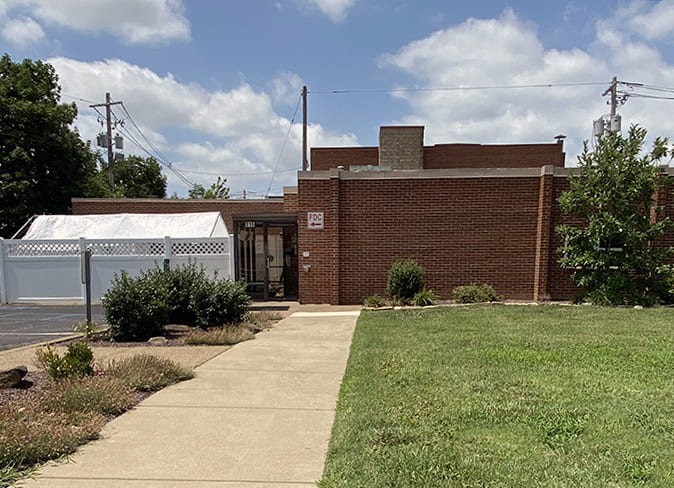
{"left": 49, "top": 57, "right": 357, "bottom": 196}
{"left": 271, "top": 72, "right": 303, "bottom": 105}
{"left": 1, "top": 16, "right": 44, "bottom": 45}
{"left": 294, "top": 0, "right": 358, "bottom": 22}
{"left": 381, "top": 3, "right": 674, "bottom": 165}
{"left": 0, "top": 0, "right": 189, "bottom": 45}
{"left": 627, "top": 0, "right": 674, "bottom": 41}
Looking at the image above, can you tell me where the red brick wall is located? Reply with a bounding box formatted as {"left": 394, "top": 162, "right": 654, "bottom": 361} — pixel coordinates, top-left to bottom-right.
{"left": 311, "top": 143, "right": 565, "bottom": 171}
{"left": 72, "top": 198, "right": 285, "bottom": 234}
{"left": 424, "top": 143, "right": 565, "bottom": 169}
{"left": 283, "top": 192, "right": 299, "bottom": 213}
{"left": 297, "top": 178, "right": 340, "bottom": 304}
{"left": 310, "top": 147, "right": 379, "bottom": 170}
{"left": 297, "top": 173, "right": 546, "bottom": 304}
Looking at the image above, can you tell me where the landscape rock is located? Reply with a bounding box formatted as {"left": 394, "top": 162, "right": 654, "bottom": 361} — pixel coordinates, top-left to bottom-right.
{"left": 0, "top": 365, "right": 28, "bottom": 388}
{"left": 148, "top": 336, "right": 169, "bottom": 346}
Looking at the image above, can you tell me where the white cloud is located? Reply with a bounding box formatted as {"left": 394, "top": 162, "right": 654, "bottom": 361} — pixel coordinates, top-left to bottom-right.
{"left": 381, "top": 4, "right": 674, "bottom": 166}
{"left": 49, "top": 57, "right": 357, "bottom": 197}
{"left": 0, "top": 0, "right": 189, "bottom": 45}
{"left": 628, "top": 0, "right": 674, "bottom": 40}
{"left": 294, "top": 0, "right": 357, "bottom": 22}
{"left": 271, "top": 72, "right": 303, "bottom": 105}
{"left": 1, "top": 16, "right": 44, "bottom": 46}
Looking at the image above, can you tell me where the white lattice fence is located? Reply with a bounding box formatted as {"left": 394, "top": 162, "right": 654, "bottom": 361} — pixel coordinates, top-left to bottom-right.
{"left": 0, "top": 236, "right": 233, "bottom": 303}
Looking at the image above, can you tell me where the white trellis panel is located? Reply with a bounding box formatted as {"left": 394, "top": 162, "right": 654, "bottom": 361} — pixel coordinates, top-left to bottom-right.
{"left": 0, "top": 236, "right": 234, "bottom": 304}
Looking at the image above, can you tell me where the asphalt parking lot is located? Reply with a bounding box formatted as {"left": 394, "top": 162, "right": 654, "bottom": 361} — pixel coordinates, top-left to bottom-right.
{"left": 0, "top": 304, "right": 104, "bottom": 352}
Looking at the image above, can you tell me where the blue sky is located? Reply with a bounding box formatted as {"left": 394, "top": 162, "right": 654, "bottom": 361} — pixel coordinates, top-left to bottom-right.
{"left": 1, "top": 0, "right": 674, "bottom": 197}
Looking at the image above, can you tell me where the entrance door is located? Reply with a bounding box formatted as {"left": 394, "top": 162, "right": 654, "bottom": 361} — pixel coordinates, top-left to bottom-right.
{"left": 236, "top": 221, "right": 298, "bottom": 300}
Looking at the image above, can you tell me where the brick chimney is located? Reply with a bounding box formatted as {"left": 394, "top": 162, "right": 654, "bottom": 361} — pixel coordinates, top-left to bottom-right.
{"left": 378, "top": 126, "right": 424, "bottom": 170}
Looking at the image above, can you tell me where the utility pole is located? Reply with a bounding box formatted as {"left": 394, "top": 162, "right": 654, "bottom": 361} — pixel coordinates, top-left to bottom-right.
{"left": 602, "top": 76, "right": 618, "bottom": 117}
{"left": 90, "top": 93, "right": 123, "bottom": 189}
{"left": 302, "top": 85, "right": 308, "bottom": 171}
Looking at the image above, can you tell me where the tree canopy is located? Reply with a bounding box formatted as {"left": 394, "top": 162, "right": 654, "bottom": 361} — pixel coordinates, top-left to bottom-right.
{"left": 0, "top": 53, "right": 98, "bottom": 237}
{"left": 556, "top": 125, "right": 674, "bottom": 306}
{"left": 96, "top": 155, "right": 167, "bottom": 198}
{"left": 188, "top": 176, "right": 229, "bottom": 199}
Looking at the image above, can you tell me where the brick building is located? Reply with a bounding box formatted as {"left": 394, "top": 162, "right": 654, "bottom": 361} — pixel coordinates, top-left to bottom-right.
{"left": 73, "top": 125, "right": 668, "bottom": 304}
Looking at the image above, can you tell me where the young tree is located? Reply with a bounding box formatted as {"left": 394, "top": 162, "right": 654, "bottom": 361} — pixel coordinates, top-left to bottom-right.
{"left": 0, "top": 54, "right": 98, "bottom": 237}
{"left": 188, "top": 176, "right": 229, "bottom": 199}
{"left": 557, "top": 125, "right": 674, "bottom": 305}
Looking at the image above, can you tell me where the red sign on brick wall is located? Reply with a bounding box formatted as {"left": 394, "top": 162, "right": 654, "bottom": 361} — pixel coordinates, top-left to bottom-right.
{"left": 307, "top": 212, "right": 324, "bottom": 229}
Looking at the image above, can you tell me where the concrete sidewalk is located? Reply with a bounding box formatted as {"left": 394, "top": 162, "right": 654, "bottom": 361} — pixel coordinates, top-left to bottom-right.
{"left": 17, "top": 306, "right": 361, "bottom": 488}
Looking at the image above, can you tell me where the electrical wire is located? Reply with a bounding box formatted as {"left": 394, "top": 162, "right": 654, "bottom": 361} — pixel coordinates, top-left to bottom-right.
{"left": 61, "top": 93, "right": 97, "bottom": 104}
{"left": 308, "top": 81, "right": 607, "bottom": 95}
{"left": 178, "top": 168, "right": 297, "bottom": 177}
{"left": 265, "top": 93, "right": 302, "bottom": 198}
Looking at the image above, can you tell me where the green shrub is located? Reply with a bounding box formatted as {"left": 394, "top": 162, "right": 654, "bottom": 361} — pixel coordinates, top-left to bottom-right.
{"left": 102, "top": 264, "right": 251, "bottom": 341}
{"left": 184, "top": 325, "right": 255, "bottom": 345}
{"left": 453, "top": 283, "right": 503, "bottom": 304}
{"left": 105, "top": 354, "right": 194, "bottom": 391}
{"left": 35, "top": 343, "right": 94, "bottom": 380}
{"left": 102, "top": 269, "right": 169, "bottom": 342}
{"left": 189, "top": 278, "right": 250, "bottom": 329}
{"left": 363, "top": 294, "right": 386, "bottom": 308}
{"left": 386, "top": 260, "right": 425, "bottom": 304}
{"left": 161, "top": 261, "right": 207, "bottom": 326}
{"left": 411, "top": 289, "right": 437, "bottom": 306}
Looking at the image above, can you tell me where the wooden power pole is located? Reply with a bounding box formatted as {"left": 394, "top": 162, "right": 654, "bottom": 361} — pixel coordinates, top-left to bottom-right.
{"left": 90, "top": 93, "right": 122, "bottom": 189}
{"left": 602, "top": 76, "right": 618, "bottom": 118}
{"left": 302, "top": 86, "right": 308, "bottom": 171}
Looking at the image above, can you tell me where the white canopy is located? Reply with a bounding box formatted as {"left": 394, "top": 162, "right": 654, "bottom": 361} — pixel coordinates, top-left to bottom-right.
{"left": 22, "top": 212, "right": 229, "bottom": 239}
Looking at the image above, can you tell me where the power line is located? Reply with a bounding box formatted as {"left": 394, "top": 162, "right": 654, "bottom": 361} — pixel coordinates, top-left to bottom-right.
{"left": 178, "top": 168, "right": 297, "bottom": 177}
{"left": 308, "top": 81, "right": 607, "bottom": 95}
{"left": 266, "top": 93, "right": 302, "bottom": 198}
{"left": 62, "top": 93, "right": 97, "bottom": 104}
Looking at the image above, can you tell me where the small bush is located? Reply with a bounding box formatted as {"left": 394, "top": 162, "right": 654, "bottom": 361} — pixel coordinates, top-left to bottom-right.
{"left": 35, "top": 343, "right": 94, "bottom": 380}
{"left": 102, "top": 264, "right": 251, "bottom": 341}
{"left": 184, "top": 325, "right": 255, "bottom": 345}
{"left": 103, "top": 269, "right": 169, "bottom": 342}
{"left": 453, "top": 283, "right": 503, "bottom": 304}
{"left": 189, "top": 278, "right": 250, "bottom": 329}
{"left": 42, "top": 375, "right": 136, "bottom": 417}
{"left": 411, "top": 289, "right": 437, "bottom": 306}
{"left": 386, "top": 260, "right": 425, "bottom": 304}
{"left": 162, "top": 261, "right": 207, "bottom": 326}
{"left": 105, "top": 354, "right": 194, "bottom": 391}
{"left": 363, "top": 294, "right": 386, "bottom": 308}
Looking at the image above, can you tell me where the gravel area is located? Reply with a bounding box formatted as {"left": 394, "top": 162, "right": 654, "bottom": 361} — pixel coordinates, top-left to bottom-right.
{"left": 0, "top": 370, "right": 51, "bottom": 408}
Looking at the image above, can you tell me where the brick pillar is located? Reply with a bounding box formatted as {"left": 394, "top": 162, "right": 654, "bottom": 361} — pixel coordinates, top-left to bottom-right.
{"left": 328, "top": 169, "right": 341, "bottom": 304}
{"left": 533, "top": 165, "right": 554, "bottom": 301}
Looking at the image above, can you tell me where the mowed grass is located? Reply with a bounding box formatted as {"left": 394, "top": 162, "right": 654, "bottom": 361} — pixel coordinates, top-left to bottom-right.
{"left": 319, "top": 305, "right": 674, "bottom": 487}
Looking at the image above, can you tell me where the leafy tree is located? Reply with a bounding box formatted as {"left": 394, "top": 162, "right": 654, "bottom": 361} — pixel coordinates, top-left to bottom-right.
{"left": 556, "top": 125, "right": 674, "bottom": 306}
{"left": 0, "top": 53, "right": 98, "bottom": 237}
{"left": 96, "top": 155, "right": 167, "bottom": 198}
{"left": 188, "top": 176, "right": 229, "bottom": 199}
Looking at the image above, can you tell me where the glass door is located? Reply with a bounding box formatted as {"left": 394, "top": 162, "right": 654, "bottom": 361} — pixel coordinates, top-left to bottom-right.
{"left": 236, "top": 221, "right": 297, "bottom": 300}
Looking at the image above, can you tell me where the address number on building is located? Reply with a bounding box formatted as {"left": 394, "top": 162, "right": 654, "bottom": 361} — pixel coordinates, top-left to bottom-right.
{"left": 307, "top": 212, "right": 324, "bottom": 229}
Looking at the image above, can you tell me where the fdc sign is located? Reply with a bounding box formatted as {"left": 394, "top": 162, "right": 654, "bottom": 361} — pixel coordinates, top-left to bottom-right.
{"left": 307, "top": 212, "right": 324, "bottom": 230}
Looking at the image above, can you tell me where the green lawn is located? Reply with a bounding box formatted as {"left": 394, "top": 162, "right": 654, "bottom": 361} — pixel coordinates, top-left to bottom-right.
{"left": 318, "top": 305, "right": 674, "bottom": 487}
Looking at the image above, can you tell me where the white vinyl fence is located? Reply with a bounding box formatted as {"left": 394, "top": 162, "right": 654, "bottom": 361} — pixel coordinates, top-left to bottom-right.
{"left": 0, "top": 236, "right": 234, "bottom": 304}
